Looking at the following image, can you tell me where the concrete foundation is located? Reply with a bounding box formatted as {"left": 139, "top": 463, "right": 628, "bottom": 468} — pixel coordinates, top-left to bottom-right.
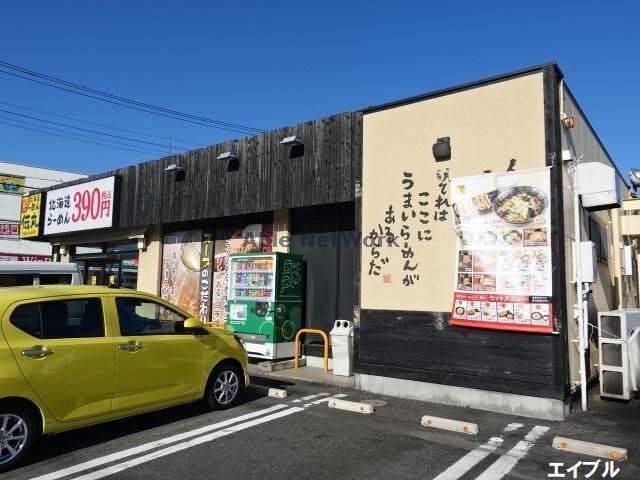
{"left": 355, "top": 373, "right": 568, "bottom": 421}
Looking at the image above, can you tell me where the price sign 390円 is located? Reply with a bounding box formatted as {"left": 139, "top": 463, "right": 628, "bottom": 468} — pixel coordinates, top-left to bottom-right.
{"left": 43, "top": 176, "right": 117, "bottom": 235}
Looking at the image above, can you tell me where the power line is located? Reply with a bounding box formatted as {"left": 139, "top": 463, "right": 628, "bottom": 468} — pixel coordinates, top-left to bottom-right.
{"left": 0, "top": 59, "right": 265, "bottom": 135}
{"left": 0, "top": 119, "right": 159, "bottom": 158}
{"left": 0, "top": 114, "right": 170, "bottom": 156}
{"left": 0, "top": 107, "right": 185, "bottom": 152}
{"left": 0, "top": 100, "right": 208, "bottom": 147}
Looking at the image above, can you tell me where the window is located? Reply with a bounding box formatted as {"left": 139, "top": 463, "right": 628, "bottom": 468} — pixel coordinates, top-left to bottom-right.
{"left": 115, "top": 297, "right": 188, "bottom": 336}
{"left": 589, "top": 217, "right": 608, "bottom": 262}
{"left": 39, "top": 274, "right": 73, "bottom": 285}
{"left": 0, "top": 274, "right": 35, "bottom": 287}
{"left": 10, "top": 298, "right": 104, "bottom": 339}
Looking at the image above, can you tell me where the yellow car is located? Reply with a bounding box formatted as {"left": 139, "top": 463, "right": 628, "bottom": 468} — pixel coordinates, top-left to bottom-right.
{"left": 0, "top": 285, "right": 249, "bottom": 472}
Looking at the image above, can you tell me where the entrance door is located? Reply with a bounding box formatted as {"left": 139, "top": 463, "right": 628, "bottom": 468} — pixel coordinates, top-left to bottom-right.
{"left": 83, "top": 259, "right": 133, "bottom": 287}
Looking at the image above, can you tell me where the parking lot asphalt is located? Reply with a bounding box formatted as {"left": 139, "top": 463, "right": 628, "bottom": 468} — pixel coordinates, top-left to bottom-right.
{"left": 4, "top": 377, "right": 639, "bottom": 480}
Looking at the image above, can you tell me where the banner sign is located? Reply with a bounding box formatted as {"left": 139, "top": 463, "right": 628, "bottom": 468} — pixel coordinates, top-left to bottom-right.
{"left": 0, "top": 174, "right": 25, "bottom": 195}
{"left": 43, "top": 176, "right": 116, "bottom": 235}
{"left": 0, "top": 253, "right": 52, "bottom": 262}
{"left": 19, "top": 193, "right": 42, "bottom": 238}
{"left": 161, "top": 230, "right": 213, "bottom": 321}
{"left": 450, "top": 167, "right": 554, "bottom": 334}
{"left": 0, "top": 223, "right": 20, "bottom": 238}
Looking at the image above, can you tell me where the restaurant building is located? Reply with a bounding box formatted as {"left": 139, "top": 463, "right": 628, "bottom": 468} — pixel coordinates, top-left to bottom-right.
{"left": 24, "top": 63, "right": 637, "bottom": 420}
{"left": 0, "top": 160, "right": 85, "bottom": 261}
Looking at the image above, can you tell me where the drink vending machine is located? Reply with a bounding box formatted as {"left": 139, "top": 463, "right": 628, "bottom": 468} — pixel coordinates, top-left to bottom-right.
{"left": 226, "top": 252, "right": 303, "bottom": 359}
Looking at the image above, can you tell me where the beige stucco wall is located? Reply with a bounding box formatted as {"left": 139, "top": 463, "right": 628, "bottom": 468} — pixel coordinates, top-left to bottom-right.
{"left": 361, "top": 72, "right": 546, "bottom": 311}
{"left": 137, "top": 225, "right": 162, "bottom": 295}
{"left": 272, "top": 208, "right": 290, "bottom": 253}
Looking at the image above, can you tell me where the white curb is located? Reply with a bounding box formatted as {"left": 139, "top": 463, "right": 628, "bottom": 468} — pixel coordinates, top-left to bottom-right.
{"left": 248, "top": 385, "right": 288, "bottom": 399}
{"left": 328, "top": 398, "right": 374, "bottom": 414}
{"left": 552, "top": 437, "right": 628, "bottom": 461}
{"left": 421, "top": 415, "right": 479, "bottom": 435}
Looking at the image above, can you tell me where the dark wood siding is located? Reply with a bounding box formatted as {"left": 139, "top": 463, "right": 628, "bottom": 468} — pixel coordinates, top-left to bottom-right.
{"left": 356, "top": 310, "right": 565, "bottom": 399}
{"left": 39, "top": 112, "right": 361, "bottom": 233}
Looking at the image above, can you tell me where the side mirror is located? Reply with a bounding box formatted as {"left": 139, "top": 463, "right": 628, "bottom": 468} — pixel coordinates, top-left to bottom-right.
{"left": 183, "top": 318, "right": 207, "bottom": 334}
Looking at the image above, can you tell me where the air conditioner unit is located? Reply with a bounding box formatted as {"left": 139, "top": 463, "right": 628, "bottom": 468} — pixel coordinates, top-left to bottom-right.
{"left": 597, "top": 309, "right": 640, "bottom": 400}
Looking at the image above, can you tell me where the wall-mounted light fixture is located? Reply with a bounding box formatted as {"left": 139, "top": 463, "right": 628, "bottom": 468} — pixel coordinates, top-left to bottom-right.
{"left": 218, "top": 151, "right": 240, "bottom": 172}
{"left": 280, "top": 135, "right": 302, "bottom": 146}
{"left": 164, "top": 164, "right": 185, "bottom": 173}
{"left": 281, "top": 135, "right": 304, "bottom": 158}
{"left": 432, "top": 137, "right": 451, "bottom": 162}
{"left": 129, "top": 234, "right": 146, "bottom": 252}
{"left": 216, "top": 151, "right": 238, "bottom": 161}
{"left": 561, "top": 113, "right": 575, "bottom": 129}
{"left": 58, "top": 244, "right": 67, "bottom": 256}
{"left": 164, "top": 163, "right": 186, "bottom": 181}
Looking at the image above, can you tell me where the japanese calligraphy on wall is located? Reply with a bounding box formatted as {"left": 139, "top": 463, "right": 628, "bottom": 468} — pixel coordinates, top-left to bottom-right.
{"left": 19, "top": 193, "right": 42, "bottom": 238}
{"left": 161, "top": 230, "right": 212, "bottom": 320}
{"left": 365, "top": 169, "right": 450, "bottom": 287}
{"left": 450, "top": 167, "right": 554, "bottom": 334}
{"left": 43, "top": 176, "right": 117, "bottom": 235}
{"left": 0, "top": 174, "right": 25, "bottom": 195}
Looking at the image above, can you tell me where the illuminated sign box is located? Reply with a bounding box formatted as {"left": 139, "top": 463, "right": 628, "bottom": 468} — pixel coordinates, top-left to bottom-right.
{"left": 43, "top": 176, "right": 118, "bottom": 235}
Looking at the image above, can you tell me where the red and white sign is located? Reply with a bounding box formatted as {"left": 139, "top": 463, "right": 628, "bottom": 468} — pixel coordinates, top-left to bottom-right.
{"left": 0, "top": 252, "right": 52, "bottom": 262}
{"left": 0, "top": 223, "right": 20, "bottom": 238}
{"left": 450, "top": 167, "right": 554, "bottom": 334}
{"left": 43, "top": 177, "right": 116, "bottom": 235}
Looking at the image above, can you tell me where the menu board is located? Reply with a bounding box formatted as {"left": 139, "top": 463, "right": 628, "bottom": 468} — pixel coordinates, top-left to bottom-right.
{"left": 450, "top": 167, "right": 554, "bottom": 334}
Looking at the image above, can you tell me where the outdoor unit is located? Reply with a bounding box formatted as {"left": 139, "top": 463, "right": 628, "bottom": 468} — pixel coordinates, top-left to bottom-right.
{"left": 597, "top": 309, "right": 640, "bottom": 400}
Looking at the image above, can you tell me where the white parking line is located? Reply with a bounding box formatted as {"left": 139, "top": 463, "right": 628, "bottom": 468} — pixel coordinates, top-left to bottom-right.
{"left": 292, "top": 394, "right": 322, "bottom": 403}
{"left": 433, "top": 437, "right": 504, "bottom": 480}
{"left": 71, "top": 407, "right": 304, "bottom": 480}
{"left": 31, "top": 404, "right": 289, "bottom": 480}
{"left": 475, "top": 425, "right": 550, "bottom": 480}
{"left": 431, "top": 423, "right": 530, "bottom": 480}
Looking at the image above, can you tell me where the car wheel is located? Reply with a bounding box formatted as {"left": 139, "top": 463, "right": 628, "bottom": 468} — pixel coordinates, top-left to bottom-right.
{"left": 0, "top": 403, "right": 38, "bottom": 473}
{"left": 205, "top": 364, "right": 243, "bottom": 410}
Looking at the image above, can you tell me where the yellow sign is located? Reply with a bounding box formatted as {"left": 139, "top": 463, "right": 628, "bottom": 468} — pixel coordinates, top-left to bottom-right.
{"left": 0, "top": 174, "right": 26, "bottom": 195}
{"left": 19, "top": 193, "right": 42, "bottom": 238}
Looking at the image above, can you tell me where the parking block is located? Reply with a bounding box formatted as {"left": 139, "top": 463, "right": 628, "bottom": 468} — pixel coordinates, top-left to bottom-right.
{"left": 421, "top": 415, "right": 479, "bottom": 435}
{"left": 328, "top": 398, "right": 374, "bottom": 414}
{"left": 248, "top": 385, "right": 288, "bottom": 399}
{"left": 552, "top": 436, "right": 628, "bottom": 461}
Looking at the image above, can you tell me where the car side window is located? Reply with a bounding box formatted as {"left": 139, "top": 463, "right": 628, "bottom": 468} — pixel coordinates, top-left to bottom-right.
{"left": 10, "top": 298, "right": 105, "bottom": 339}
{"left": 115, "top": 297, "right": 188, "bottom": 336}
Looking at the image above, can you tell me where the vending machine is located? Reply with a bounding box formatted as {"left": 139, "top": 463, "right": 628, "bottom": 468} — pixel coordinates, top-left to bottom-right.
{"left": 226, "top": 252, "right": 303, "bottom": 359}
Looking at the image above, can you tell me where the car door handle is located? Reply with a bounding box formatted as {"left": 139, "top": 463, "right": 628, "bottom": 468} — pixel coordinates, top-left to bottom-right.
{"left": 22, "top": 348, "right": 54, "bottom": 358}
{"left": 118, "top": 343, "right": 144, "bottom": 352}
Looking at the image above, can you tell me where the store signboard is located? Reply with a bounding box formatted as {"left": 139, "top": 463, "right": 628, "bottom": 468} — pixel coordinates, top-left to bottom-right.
{"left": 0, "top": 252, "right": 52, "bottom": 262}
{"left": 43, "top": 176, "right": 116, "bottom": 235}
{"left": 450, "top": 167, "right": 554, "bottom": 334}
{"left": 0, "top": 223, "right": 20, "bottom": 238}
{"left": 0, "top": 174, "right": 25, "bottom": 195}
{"left": 19, "top": 193, "right": 42, "bottom": 238}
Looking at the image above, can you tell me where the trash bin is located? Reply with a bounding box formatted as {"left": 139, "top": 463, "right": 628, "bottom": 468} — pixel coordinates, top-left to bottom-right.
{"left": 330, "top": 320, "right": 354, "bottom": 376}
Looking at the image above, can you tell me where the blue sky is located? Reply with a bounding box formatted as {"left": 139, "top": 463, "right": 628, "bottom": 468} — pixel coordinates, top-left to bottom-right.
{"left": 0, "top": 1, "right": 638, "bottom": 176}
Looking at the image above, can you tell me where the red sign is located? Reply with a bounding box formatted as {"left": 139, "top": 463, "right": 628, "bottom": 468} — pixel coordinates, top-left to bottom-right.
{"left": 0, "top": 223, "right": 20, "bottom": 238}
{"left": 0, "top": 252, "right": 52, "bottom": 262}
{"left": 451, "top": 292, "right": 553, "bottom": 334}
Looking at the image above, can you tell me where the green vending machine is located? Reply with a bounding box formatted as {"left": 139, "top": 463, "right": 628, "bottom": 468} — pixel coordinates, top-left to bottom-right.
{"left": 226, "top": 252, "right": 303, "bottom": 359}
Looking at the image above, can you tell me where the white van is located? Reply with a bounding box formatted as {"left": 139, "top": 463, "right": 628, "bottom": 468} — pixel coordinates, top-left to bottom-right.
{"left": 0, "top": 261, "right": 82, "bottom": 287}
